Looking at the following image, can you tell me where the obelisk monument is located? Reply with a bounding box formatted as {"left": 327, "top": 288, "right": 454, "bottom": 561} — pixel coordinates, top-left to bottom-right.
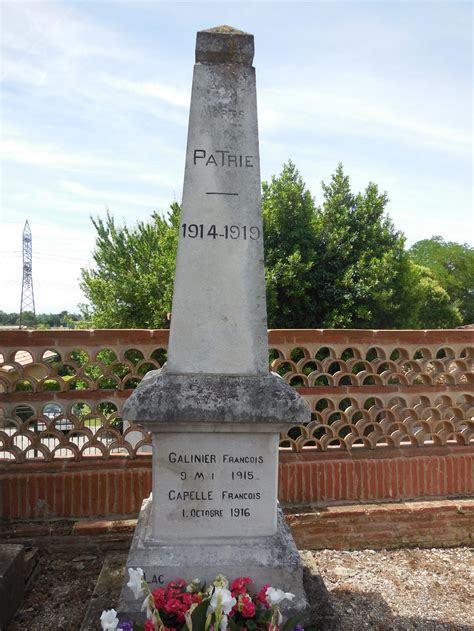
{"left": 119, "top": 26, "right": 310, "bottom": 620}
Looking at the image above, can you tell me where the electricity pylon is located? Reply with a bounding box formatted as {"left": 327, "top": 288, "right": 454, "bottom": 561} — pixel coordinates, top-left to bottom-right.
{"left": 19, "top": 220, "right": 36, "bottom": 328}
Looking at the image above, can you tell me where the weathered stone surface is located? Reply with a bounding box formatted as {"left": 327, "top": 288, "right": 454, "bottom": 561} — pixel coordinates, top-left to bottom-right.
{"left": 196, "top": 25, "right": 254, "bottom": 64}
{"left": 123, "top": 369, "right": 310, "bottom": 426}
{"left": 0, "top": 544, "right": 25, "bottom": 630}
{"left": 166, "top": 27, "right": 265, "bottom": 376}
{"left": 118, "top": 497, "right": 309, "bottom": 623}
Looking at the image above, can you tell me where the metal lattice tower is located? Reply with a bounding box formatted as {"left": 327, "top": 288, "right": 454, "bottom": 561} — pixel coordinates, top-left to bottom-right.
{"left": 19, "top": 220, "right": 36, "bottom": 328}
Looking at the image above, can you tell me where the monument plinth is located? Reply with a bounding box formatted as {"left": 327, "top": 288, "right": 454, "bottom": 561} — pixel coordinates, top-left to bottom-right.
{"left": 119, "top": 25, "right": 310, "bottom": 622}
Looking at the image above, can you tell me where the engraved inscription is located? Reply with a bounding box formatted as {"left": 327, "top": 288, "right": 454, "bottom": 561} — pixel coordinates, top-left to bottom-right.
{"left": 201, "top": 105, "right": 245, "bottom": 119}
{"left": 223, "top": 455, "right": 263, "bottom": 463}
{"left": 193, "top": 149, "right": 254, "bottom": 167}
{"left": 182, "top": 224, "right": 261, "bottom": 240}
{"left": 156, "top": 434, "right": 278, "bottom": 537}
{"left": 169, "top": 452, "right": 216, "bottom": 464}
{"left": 163, "top": 450, "right": 265, "bottom": 522}
{"left": 206, "top": 192, "right": 239, "bottom": 196}
{"left": 143, "top": 572, "right": 165, "bottom": 585}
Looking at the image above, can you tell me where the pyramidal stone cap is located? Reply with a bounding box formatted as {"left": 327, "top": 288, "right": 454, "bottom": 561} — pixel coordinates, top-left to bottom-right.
{"left": 196, "top": 25, "right": 254, "bottom": 65}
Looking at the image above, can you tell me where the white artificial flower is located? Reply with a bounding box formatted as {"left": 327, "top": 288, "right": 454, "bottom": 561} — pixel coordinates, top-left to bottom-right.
{"left": 213, "top": 574, "right": 230, "bottom": 589}
{"left": 220, "top": 614, "right": 229, "bottom": 631}
{"left": 127, "top": 567, "right": 145, "bottom": 599}
{"left": 187, "top": 578, "right": 201, "bottom": 593}
{"left": 141, "top": 594, "right": 153, "bottom": 619}
{"left": 208, "top": 587, "right": 236, "bottom": 615}
{"left": 266, "top": 587, "right": 295, "bottom": 606}
{"left": 100, "top": 609, "right": 119, "bottom": 630}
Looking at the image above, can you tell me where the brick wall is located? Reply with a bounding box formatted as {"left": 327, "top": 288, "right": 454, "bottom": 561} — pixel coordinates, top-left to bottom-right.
{"left": 1, "top": 328, "right": 472, "bottom": 548}
{"left": 278, "top": 446, "right": 473, "bottom": 504}
{"left": 1, "top": 447, "right": 472, "bottom": 521}
{"left": 1, "top": 457, "right": 151, "bottom": 520}
{"left": 286, "top": 499, "right": 473, "bottom": 549}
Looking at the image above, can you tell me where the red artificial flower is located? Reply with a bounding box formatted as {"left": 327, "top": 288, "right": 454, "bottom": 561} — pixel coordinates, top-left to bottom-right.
{"left": 257, "top": 585, "right": 270, "bottom": 609}
{"left": 178, "top": 592, "right": 192, "bottom": 608}
{"left": 169, "top": 579, "right": 186, "bottom": 589}
{"left": 152, "top": 588, "right": 166, "bottom": 609}
{"left": 164, "top": 597, "right": 184, "bottom": 613}
{"left": 168, "top": 579, "right": 186, "bottom": 590}
{"left": 241, "top": 596, "right": 256, "bottom": 618}
{"left": 144, "top": 621, "right": 155, "bottom": 631}
{"left": 191, "top": 593, "right": 202, "bottom": 604}
{"left": 167, "top": 581, "right": 185, "bottom": 600}
{"left": 164, "top": 597, "right": 188, "bottom": 622}
{"left": 230, "top": 577, "right": 252, "bottom": 595}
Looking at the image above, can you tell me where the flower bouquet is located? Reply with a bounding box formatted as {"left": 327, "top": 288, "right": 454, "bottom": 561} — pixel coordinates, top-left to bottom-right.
{"left": 101, "top": 569, "right": 304, "bottom": 631}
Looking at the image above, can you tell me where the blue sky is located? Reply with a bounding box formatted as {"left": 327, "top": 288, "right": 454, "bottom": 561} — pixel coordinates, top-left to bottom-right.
{"left": 1, "top": 1, "right": 472, "bottom": 313}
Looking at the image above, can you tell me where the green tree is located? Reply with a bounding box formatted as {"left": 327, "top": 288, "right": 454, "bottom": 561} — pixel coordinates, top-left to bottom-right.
{"left": 19, "top": 311, "right": 36, "bottom": 328}
{"left": 262, "top": 162, "right": 460, "bottom": 329}
{"left": 408, "top": 263, "right": 462, "bottom": 328}
{"left": 0, "top": 311, "right": 82, "bottom": 329}
{"left": 36, "top": 311, "right": 74, "bottom": 328}
{"left": 313, "top": 164, "right": 413, "bottom": 328}
{"left": 0, "top": 311, "right": 19, "bottom": 326}
{"left": 80, "top": 163, "right": 463, "bottom": 330}
{"left": 262, "top": 161, "right": 318, "bottom": 328}
{"left": 409, "top": 236, "right": 474, "bottom": 324}
{"left": 80, "top": 204, "right": 180, "bottom": 328}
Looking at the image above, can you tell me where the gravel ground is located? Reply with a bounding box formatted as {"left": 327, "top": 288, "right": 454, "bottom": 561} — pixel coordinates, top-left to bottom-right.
{"left": 9, "top": 546, "right": 474, "bottom": 630}
{"left": 303, "top": 548, "right": 474, "bottom": 630}
{"left": 9, "top": 549, "right": 103, "bottom": 631}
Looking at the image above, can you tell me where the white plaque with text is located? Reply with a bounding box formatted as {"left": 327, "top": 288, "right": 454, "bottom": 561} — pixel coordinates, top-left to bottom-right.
{"left": 153, "top": 432, "right": 279, "bottom": 539}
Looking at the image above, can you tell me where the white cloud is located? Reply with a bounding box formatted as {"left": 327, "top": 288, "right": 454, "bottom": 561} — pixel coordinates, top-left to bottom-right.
{"left": 60, "top": 180, "right": 172, "bottom": 209}
{"left": 1, "top": 137, "right": 181, "bottom": 179}
{"left": 259, "top": 88, "right": 470, "bottom": 154}
{"left": 1, "top": 139, "right": 90, "bottom": 168}
{"left": 103, "top": 76, "right": 189, "bottom": 108}
{"left": 138, "top": 172, "right": 182, "bottom": 189}
{"left": 1, "top": 1, "right": 132, "bottom": 68}
{"left": 393, "top": 211, "right": 472, "bottom": 247}
{"left": 1, "top": 2, "right": 189, "bottom": 130}
{"left": 59, "top": 181, "right": 89, "bottom": 196}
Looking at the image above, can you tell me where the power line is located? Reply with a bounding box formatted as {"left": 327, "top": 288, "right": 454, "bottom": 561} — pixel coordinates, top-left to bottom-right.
{"left": 2, "top": 252, "right": 89, "bottom": 262}
{"left": 35, "top": 252, "right": 89, "bottom": 262}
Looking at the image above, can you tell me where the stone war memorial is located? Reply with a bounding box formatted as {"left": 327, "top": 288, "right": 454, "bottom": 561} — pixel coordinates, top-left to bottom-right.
{"left": 118, "top": 26, "right": 310, "bottom": 621}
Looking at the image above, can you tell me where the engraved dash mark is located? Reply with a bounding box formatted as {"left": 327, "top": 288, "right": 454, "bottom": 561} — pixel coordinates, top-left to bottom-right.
{"left": 206, "top": 192, "right": 239, "bottom": 196}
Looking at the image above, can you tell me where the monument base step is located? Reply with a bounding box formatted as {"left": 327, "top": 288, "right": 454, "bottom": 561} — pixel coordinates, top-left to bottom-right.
{"left": 118, "top": 496, "right": 309, "bottom": 623}
{"left": 80, "top": 552, "right": 127, "bottom": 631}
